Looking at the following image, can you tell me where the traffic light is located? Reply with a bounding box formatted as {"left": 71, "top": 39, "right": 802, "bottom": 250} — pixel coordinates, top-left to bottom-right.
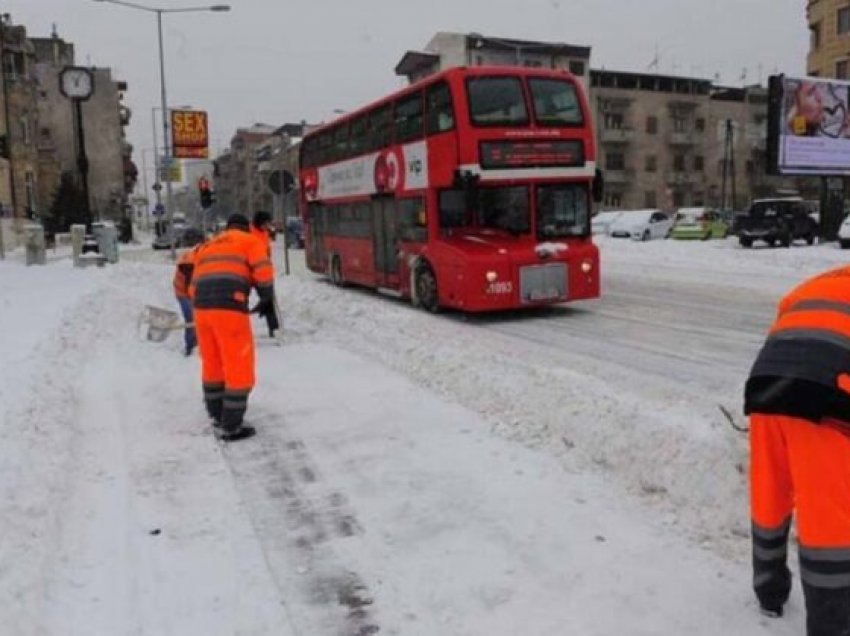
{"left": 198, "top": 177, "right": 214, "bottom": 209}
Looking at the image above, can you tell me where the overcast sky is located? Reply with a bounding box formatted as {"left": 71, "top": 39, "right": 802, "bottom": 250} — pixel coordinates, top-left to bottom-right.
{"left": 6, "top": 0, "right": 807, "bottom": 177}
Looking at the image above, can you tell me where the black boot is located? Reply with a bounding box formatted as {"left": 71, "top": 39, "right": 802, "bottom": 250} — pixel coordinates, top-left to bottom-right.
{"left": 217, "top": 425, "right": 256, "bottom": 442}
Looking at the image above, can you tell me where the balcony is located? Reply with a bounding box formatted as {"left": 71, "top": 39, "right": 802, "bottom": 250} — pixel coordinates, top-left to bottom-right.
{"left": 667, "top": 131, "right": 698, "bottom": 146}
{"left": 666, "top": 172, "right": 700, "bottom": 186}
{"left": 599, "top": 128, "right": 635, "bottom": 145}
{"left": 604, "top": 168, "right": 636, "bottom": 185}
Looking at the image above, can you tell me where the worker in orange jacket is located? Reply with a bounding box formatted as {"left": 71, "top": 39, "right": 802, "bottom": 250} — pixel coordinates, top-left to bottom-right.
{"left": 190, "top": 213, "right": 275, "bottom": 442}
{"left": 250, "top": 210, "right": 280, "bottom": 337}
{"left": 746, "top": 264, "right": 850, "bottom": 635}
{"left": 173, "top": 244, "right": 201, "bottom": 356}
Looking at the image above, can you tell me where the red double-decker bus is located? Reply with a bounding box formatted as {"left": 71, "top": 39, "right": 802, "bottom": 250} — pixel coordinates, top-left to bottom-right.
{"left": 299, "top": 66, "right": 601, "bottom": 312}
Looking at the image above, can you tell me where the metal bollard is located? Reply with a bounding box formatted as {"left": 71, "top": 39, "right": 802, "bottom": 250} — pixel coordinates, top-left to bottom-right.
{"left": 24, "top": 223, "right": 46, "bottom": 266}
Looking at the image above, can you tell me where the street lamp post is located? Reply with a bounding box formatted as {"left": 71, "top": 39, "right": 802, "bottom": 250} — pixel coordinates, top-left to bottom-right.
{"left": 92, "top": 0, "right": 230, "bottom": 258}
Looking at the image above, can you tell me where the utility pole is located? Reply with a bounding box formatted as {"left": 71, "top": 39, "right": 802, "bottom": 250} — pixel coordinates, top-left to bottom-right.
{"left": 720, "top": 119, "right": 736, "bottom": 210}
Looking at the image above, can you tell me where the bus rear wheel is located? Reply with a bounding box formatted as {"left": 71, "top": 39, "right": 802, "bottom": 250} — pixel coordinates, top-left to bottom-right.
{"left": 415, "top": 264, "right": 439, "bottom": 313}
{"left": 330, "top": 255, "right": 345, "bottom": 287}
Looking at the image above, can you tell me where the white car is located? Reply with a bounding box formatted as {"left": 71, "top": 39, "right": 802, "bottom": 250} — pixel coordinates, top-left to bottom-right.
{"left": 839, "top": 215, "right": 850, "bottom": 248}
{"left": 609, "top": 210, "right": 674, "bottom": 241}
{"left": 591, "top": 211, "right": 624, "bottom": 235}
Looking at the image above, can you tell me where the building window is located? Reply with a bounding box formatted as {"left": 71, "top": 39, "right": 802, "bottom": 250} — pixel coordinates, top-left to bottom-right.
{"left": 645, "top": 191, "right": 657, "bottom": 208}
{"left": 838, "top": 59, "right": 849, "bottom": 80}
{"left": 672, "top": 117, "right": 687, "bottom": 132}
{"left": 569, "top": 60, "right": 585, "bottom": 76}
{"left": 693, "top": 193, "right": 704, "bottom": 207}
{"left": 839, "top": 6, "right": 850, "bottom": 35}
{"left": 24, "top": 171, "right": 36, "bottom": 213}
{"left": 673, "top": 154, "right": 686, "bottom": 172}
{"left": 604, "top": 193, "right": 622, "bottom": 208}
{"left": 812, "top": 21, "right": 822, "bottom": 49}
{"left": 604, "top": 112, "right": 623, "bottom": 129}
{"left": 694, "top": 155, "right": 704, "bottom": 171}
{"left": 605, "top": 152, "right": 625, "bottom": 171}
{"left": 695, "top": 118, "right": 705, "bottom": 132}
{"left": 645, "top": 155, "right": 657, "bottom": 172}
{"left": 646, "top": 116, "right": 658, "bottom": 134}
{"left": 672, "top": 190, "right": 685, "bottom": 207}
{"left": 20, "top": 117, "right": 30, "bottom": 145}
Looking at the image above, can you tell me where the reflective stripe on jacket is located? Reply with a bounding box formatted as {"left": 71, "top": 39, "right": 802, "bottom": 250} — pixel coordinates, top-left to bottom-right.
{"left": 190, "top": 229, "right": 274, "bottom": 312}
{"left": 173, "top": 246, "right": 199, "bottom": 298}
{"left": 745, "top": 265, "right": 850, "bottom": 422}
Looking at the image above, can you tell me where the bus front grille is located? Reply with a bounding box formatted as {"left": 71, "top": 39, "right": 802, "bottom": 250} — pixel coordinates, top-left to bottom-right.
{"left": 519, "top": 263, "right": 567, "bottom": 303}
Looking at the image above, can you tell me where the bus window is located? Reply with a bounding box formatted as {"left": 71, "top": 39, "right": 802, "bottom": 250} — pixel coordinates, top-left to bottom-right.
{"left": 536, "top": 184, "right": 589, "bottom": 239}
{"left": 426, "top": 82, "right": 455, "bottom": 134}
{"left": 467, "top": 76, "right": 529, "bottom": 126}
{"left": 368, "top": 104, "right": 393, "bottom": 152}
{"left": 439, "top": 189, "right": 471, "bottom": 230}
{"left": 395, "top": 92, "right": 424, "bottom": 143}
{"left": 398, "top": 197, "right": 428, "bottom": 243}
{"left": 529, "top": 78, "right": 583, "bottom": 126}
{"left": 350, "top": 115, "right": 368, "bottom": 156}
{"left": 478, "top": 186, "right": 530, "bottom": 235}
{"left": 333, "top": 123, "right": 350, "bottom": 161}
{"left": 317, "top": 131, "right": 333, "bottom": 164}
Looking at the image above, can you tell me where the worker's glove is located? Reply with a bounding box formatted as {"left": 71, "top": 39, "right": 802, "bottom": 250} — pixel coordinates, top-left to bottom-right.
{"left": 759, "top": 605, "right": 783, "bottom": 619}
{"left": 250, "top": 298, "right": 273, "bottom": 317}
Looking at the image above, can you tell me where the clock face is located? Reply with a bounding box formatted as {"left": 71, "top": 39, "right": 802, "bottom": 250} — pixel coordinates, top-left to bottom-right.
{"left": 60, "top": 67, "right": 93, "bottom": 100}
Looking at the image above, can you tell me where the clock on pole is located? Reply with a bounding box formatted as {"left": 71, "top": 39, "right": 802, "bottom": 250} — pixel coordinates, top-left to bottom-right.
{"left": 59, "top": 66, "right": 94, "bottom": 101}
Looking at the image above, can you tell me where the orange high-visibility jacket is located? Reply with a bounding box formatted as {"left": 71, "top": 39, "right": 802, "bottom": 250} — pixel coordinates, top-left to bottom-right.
{"left": 250, "top": 225, "right": 272, "bottom": 258}
{"left": 190, "top": 229, "right": 274, "bottom": 312}
{"left": 172, "top": 246, "right": 199, "bottom": 298}
{"left": 745, "top": 264, "right": 850, "bottom": 422}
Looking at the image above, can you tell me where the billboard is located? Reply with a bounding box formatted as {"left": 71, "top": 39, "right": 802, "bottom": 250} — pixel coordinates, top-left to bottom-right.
{"left": 768, "top": 75, "right": 850, "bottom": 175}
{"left": 171, "top": 109, "right": 209, "bottom": 159}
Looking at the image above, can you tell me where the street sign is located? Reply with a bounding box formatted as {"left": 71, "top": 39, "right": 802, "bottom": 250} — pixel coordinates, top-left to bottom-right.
{"left": 268, "top": 170, "right": 295, "bottom": 195}
{"left": 171, "top": 109, "right": 209, "bottom": 159}
{"left": 152, "top": 203, "right": 165, "bottom": 216}
{"left": 159, "top": 156, "right": 182, "bottom": 182}
{"left": 152, "top": 182, "right": 162, "bottom": 192}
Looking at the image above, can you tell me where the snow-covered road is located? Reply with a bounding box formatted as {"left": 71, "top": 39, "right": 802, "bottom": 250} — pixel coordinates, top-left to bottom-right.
{"left": 5, "top": 235, "right": 846, "bottom": 634}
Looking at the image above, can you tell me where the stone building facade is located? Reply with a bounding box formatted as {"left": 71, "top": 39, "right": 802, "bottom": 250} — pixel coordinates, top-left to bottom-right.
{"left": 807, "top": 0, "right": 850, "bottom": 78}
{"left": 32, "top": 32, "right": 134, "bottom": 222}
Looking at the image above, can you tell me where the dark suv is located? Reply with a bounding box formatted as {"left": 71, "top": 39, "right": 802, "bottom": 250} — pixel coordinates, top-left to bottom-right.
{"left": 737, "top": 198, "right": 818, "bottom": 248}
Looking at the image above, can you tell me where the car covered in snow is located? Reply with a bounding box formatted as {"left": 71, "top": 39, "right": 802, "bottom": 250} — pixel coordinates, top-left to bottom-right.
{"left": 608, "top": 210, "right": 674, "bottom": 241}
{"left": 838, "top": 214, "right": 850, "bottom": 248}
{"left": 591, "top": 211, "right": 624, "bottom": 236}
{"left": 669, "top": 207, "right": 729, "bottom": 240}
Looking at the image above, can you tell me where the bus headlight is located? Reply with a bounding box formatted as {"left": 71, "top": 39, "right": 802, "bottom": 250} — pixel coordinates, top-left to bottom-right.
{"left": 486, "top": 271, "right": 498, "bottom": 282}
{"left": 581, "top": 260, "right": 593, "bottom": 274}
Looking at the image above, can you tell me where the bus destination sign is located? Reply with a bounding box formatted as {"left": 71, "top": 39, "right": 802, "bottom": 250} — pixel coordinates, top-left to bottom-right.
{"left": 480, "top": 140, "right": 584, "bottom": 169}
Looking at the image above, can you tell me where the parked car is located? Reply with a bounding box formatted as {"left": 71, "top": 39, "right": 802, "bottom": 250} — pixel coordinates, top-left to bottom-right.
{"left": 591, "top": 211, "right": 624, "bottom": 236}
{"left": 609, "top": 210, "right": 674, "bottom": 241}
{"left": 838, "top": 214, "right": 850, "bottom": 248}
{"left": 669, "top": 207, "right": 729, "bottom": 240}
{"left": 151, "top": 226, "right": 204, "bottom": 250}
{"left": 285, "top": 217, "right": 304, "bottom": 248}
{"left": 737, "top": 197, "right": 819, "bottom": 248}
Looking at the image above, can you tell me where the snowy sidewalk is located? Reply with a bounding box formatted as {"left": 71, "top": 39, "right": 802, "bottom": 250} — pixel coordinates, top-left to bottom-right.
{"left": 0, "top": 255, "right": 808, "bottom": 635}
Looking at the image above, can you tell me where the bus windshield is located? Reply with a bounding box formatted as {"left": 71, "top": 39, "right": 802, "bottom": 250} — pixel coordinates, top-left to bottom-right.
{"left": 537, "top": 184, "right": 589, "bottom": 239}
{"left": 467, "top": 77, "right": 529, "bottom": 126}
{"left": 529, "top": 78, "right": 583, "bottom": 126}
{"left": 439, "top": 185, "right": 530, "bottom": 235}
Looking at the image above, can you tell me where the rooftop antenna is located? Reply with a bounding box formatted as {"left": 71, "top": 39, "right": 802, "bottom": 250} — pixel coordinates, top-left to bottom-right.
{"left": 740, "top": 67, "right": 747, "bottom": 84}
{"left": 51, "top": 22, "right": 58, "bottom": 38}
{"left": 647, "top": 42, "right": 659, "bottom": 71}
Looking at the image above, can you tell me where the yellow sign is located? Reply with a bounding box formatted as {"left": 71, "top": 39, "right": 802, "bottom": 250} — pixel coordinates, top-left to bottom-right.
{"left": 171, "top": 109, "right": 208, "bottom": 158}
{"left": 160, "top": 156, "right": 182, "bottom": 183}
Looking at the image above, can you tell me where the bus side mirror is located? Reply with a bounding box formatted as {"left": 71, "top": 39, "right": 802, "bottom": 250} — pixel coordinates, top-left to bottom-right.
{"left": 592, "top": 168, "right": 604, "bottom": 203}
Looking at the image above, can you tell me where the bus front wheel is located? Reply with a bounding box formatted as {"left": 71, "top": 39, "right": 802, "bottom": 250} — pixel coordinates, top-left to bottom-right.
{"left": 415, "top": 264, "right": 439, "bottom": 313}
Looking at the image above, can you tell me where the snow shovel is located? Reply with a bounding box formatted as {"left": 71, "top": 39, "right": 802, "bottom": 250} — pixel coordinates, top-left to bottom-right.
{"left": 139, "top": 305, "right": 192, "bottom": 343}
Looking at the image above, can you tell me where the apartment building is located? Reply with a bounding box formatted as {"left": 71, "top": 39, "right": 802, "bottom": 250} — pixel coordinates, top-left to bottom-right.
{"left": 591, "top": 70, "right": 790, "bottom": 210}
{"left": 807, "top": 0, "right": 850, "bottom": 78}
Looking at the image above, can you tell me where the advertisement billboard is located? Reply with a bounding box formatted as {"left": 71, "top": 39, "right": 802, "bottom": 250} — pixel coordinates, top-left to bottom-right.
{"left": 768, "top": 75, "right": 850, "bottom": 175}
{"left": 171, "top": 109, "right": 209, "bottom": 159}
